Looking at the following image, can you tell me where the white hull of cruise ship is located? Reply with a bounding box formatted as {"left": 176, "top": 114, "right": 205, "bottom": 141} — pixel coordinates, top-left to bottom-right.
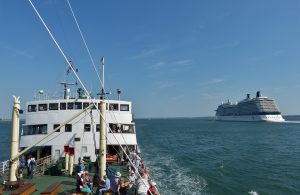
{"left": 216, "top": 114, "right": 285, "bottom": 122}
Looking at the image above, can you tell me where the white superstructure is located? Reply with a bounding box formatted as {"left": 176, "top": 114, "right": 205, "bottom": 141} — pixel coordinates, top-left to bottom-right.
{"left": 20, "top": 89, "right": 138, "bottom": 162}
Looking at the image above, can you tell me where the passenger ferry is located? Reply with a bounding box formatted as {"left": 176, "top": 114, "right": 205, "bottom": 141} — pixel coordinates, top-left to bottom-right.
{"left": 215, "top": 91, "right": 285, "bottom": 122}
{"left": 0, "top": 1, "right": 160, "bottom": 194}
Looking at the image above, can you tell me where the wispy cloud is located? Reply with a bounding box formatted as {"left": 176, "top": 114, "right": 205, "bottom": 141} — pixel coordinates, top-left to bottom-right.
{"left": 250, "top": 49, "right": 285, "bottom": 62}
{"left": 171, "top": 59, "right": 194, "bottom": 66}
{"left": 170, "top": 95, "right": 185, "bottom": 101}
{"left": 210, "top": 40, "right": 240, "bottom": 50}
{"left": 133, "top": 45, "right": 168, "bottom": 59}
{"left": 270, "top": 50, "right": 284, "bottom": 57}
{"left": 149, "top": 61, "right": 166, "bottom": 70}
{"left": 2, "top": 45, "right": 33, "bottom": 59}
{"left": 148, "top": 59, "right": 194, "bottom": 72}
{"left": 154, "top": 80, "right": 176, "bottom": 89}
{"left": 192, "top": 23, "right": 206, "bottom": 33}
{"left": 217, "top": 12, "right": 232, "bottom": 20}
{"left": 200, "top": 93, "right": 217, "bottom": 99}
{"left": 200, "top": 78, "right": 225, "bottom": 86}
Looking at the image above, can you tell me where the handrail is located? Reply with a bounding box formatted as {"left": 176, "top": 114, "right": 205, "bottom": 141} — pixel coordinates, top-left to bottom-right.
{"left": 0, "top": 160, "right": 10, "bottom": 176}
{"left": 34, "top": 155, "right": 56, "bottom": 176}
{"left": 0, "top": 160, "right": 9, "bottom": 181}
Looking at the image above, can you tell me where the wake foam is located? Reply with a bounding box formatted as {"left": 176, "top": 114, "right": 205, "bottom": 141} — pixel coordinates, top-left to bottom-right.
{"left": 248, "top": 190, "right": 259, "bottom": 195}
{"left": 282, "top": 120, "right": 300, "bottom": 124}
{"left": 143, "top": 154, "right": 208, "bottom": 195}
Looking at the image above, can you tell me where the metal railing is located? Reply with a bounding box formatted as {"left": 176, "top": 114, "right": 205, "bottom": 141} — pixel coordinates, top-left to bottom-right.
{"left": 34, "top": 155, "right": 57, "bottom": 177}
{"left": 0, "top": 160, "right": 10, "bottom": 182}
{"left": 0, "top": 155, "right": 57, "bottom": 181}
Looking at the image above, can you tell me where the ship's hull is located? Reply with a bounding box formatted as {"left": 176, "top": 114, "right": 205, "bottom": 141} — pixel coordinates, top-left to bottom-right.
{"left": 216, "top": 114, "right": 285, "bottom": 122}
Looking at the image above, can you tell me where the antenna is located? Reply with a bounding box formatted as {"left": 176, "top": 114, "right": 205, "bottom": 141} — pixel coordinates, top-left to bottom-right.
{"left": 117, "top": 88, "right": 122, "bottom": 100}
{"left": 58, "top": 81, "right": 75, "bottom": 99}
{"left": 100, "top": 56, "right": 105, "bottom": 99}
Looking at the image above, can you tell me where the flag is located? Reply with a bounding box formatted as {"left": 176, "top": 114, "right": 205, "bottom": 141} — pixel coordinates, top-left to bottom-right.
{"left": 64, "top": 145, "right": 69, "bottom": 153}
{"left": 66, "top": 60, "right": 78, "bottom": 75}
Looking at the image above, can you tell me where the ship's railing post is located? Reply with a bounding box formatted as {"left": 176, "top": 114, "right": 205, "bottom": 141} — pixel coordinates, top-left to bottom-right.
{"left": 42, "top": 161, "right": 45, "bottom": 175}
{"left": 9, "top": 96, "right": 21, "bottom": 182}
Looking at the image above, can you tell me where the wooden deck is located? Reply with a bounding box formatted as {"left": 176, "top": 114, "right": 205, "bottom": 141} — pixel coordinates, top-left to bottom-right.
{"left": 2, "top": 176, "right": 76, "bottom": 195}
{"left": 1, "top": 163, "right": 130, "bottom": 195}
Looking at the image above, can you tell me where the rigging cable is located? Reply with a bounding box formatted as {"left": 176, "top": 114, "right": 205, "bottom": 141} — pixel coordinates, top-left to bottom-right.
{"left": 66, "top": 0, "right": 102, "bottom": 86}
{"left": 28, "top": 1, "right": 156, "bottom": 193}
{"left": 28, "top": 0, "right": 91, "bottom": 102}
{"left": 66, "top": 0, "right": 135, "bottom": 163}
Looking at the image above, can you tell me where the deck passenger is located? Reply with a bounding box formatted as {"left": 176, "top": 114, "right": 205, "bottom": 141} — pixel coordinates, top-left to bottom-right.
{"left": 85, "top": 171, "right": 93, "bottom": 191}
{"left": 147, "top": 181, "right": 159, "bottom": 195}
{"left": 136, "top": 173, "right": 149, "bottom": 195}
{"left": 79, "top": 159, "right": 85, "bottom": 172}
{"left": 20, "top": 156, "right": 26, "bottom": 169}
{"left": 127, "top": 171, "right": 137, "bottom": 195}
{"left": 27, "top": 156, "right": 31, "bottom": 177}
{"left": 99, "top": 175, "right": 110, "bottom": 195}
{"left": 112, "top": 172, "right": 121, "bottom": 195}
{"left": 16, "top": 166, "right": 23, "bottom": 181}
{"left": 129, "top": 149, "right": 137, "bottom": 163}
{"left": 78, "top": 172, "right": 92, "bottom": 194}
{"left": 28, "top": 157, "right": 36, "bottom": 179}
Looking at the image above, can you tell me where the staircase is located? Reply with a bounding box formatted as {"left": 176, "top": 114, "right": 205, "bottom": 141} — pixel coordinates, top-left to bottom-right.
{"left": 33, "top": 155, "right": 56, "bottom": 177}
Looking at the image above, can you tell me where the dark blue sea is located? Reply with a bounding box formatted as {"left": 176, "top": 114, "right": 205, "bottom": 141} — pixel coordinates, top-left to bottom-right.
{"left": 1, "top": 117, "right": 300, "bottom": 195}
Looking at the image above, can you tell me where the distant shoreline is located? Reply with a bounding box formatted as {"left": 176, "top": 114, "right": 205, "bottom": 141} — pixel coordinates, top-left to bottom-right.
{"left": 135, "top": 115, "right": 300, "bottom": 120}
{"left": 0, "top": 118, "right": 11, "bottom": 121}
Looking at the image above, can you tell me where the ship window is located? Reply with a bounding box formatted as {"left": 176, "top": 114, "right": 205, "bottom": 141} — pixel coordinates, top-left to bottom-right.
{"left": 82, "top": 146, "right": 87, "bottom": 153}
{"left": 75, "top": 137, "right": 81, "bottom": 142}
{"left": 55, "top": 150, "right": 60, "bottom": 158}
{"left": 84, "top": 124, "right": 91, "bottom": 132}
{"left": 75, "top": 102, "right": 82, "bottom": 109}
{"left": 109, "top": 123, "right": 120, "bottom": 133}
{"left": 109, "top": 104, "right": 119, "bottom": 111}
{"left": 60, "top": 103, "right": 66, "bottom": 110}
{"left": 28, "top": 105, "right": 37, "bottom": 112}
{"left": 38, "top": 124, "right": 48, "bottom": 134}
{"left": 120, "top": 104, "right": 129, "bottom": 111}
{"left": 53, "top": 124, "right": 60, "bottom": 132}
{"left": 83, "top": 102, "right": 89, "bottom": 109}
{"left": 38, "top": 104, "right": 48, "bottom": 111}
{"left": 23, "top": 124, "right": 47, "bottom": 135}
{"left": 122, "top": 124, "right": 134, "bottom": 133}
{"left": 49, "top": 103, "right": 59, "bottom": 110}
{"left": 65, "top": 124, "right": 72, "bottom": 132}
{"left": 67, "top": 102, "right": 74, "bottom": 110}
{"left": 96, "top": 124, "right": 100, "bottom": 132}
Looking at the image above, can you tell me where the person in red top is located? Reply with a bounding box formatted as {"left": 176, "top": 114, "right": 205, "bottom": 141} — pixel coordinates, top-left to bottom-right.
{"left": 147, "top": 181, "right": 159, "bottom": 195}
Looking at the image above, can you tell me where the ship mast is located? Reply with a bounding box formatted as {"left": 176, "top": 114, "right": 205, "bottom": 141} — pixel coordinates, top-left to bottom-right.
{"left": 9, "top": 96, "right": 21, "bottom": 182}
{"left": 99, "top": 57, "right": 106, "bottom": 178}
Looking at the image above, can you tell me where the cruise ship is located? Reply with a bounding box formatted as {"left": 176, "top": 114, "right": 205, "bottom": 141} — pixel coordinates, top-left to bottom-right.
{"left": 215, "top": 91, "right": 285, "bottom": 122}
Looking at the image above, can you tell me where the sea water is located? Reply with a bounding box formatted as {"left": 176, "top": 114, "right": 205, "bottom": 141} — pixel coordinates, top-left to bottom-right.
{"left": 135, "top": 117, "right": 300, "bottom": 195}
{"left": 1, "top": 117, "right": 300, "bottom": 194}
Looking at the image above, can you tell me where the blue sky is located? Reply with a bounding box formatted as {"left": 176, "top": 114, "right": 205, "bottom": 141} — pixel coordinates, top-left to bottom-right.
{"left": 1, "top": 0, "right": 300, "bottom": 118}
